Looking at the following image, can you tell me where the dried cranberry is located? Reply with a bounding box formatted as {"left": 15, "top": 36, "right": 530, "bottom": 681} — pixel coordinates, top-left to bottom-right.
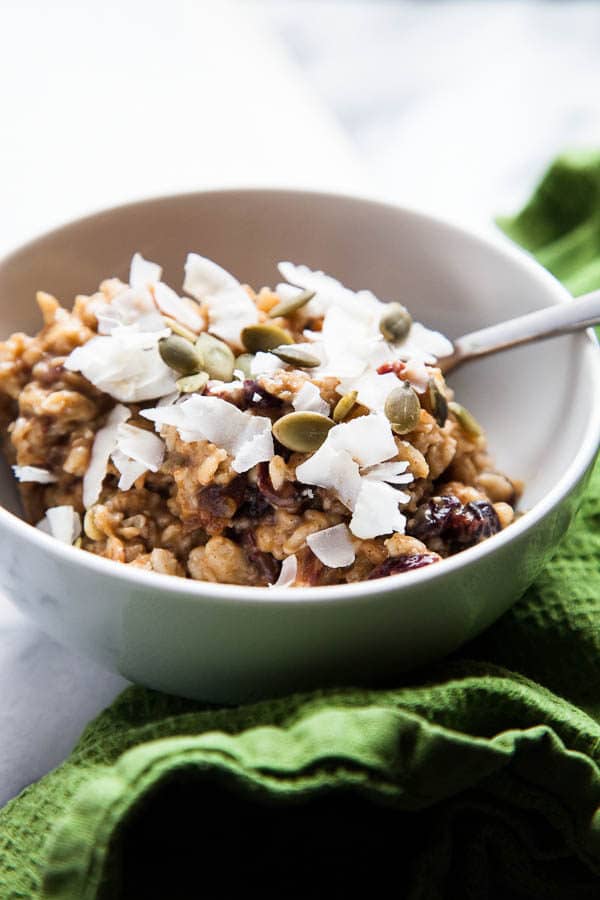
{"left": 407, "top": 495, "right": 500, "bottom": 554}
{"left": 236, "top": 483, "right": 272, "bottom": 520}
{"left": 446, "top": 500, "right": 501, "bottom": 549}
{"left": 194, "top": 477, "right": 247, "bottom": 532}
{"left": 240, "top": 530, "right": 280, "bottom": 585}
{"left": 408, "top": 495, "right": 462, "bottom": 542}
{"left": 242, "top": 380, "right": 283, "bottom": 412}
{"left": 376, "top": 360, "right": 406, "bottom": 377}
{"left": 256, "top": 461, "right": 304, "bottom": 511}
{"left": 295, "top": 546, "right": 325, "bottom": 586}
{"left": 367, "top": 553, "right": 439, "bottom": 580}
{"left": 198, "top": 477, "right": 246, "bottom": 516}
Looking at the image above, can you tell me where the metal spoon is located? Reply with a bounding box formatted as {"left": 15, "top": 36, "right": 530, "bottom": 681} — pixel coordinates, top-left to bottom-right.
{"left": 439, "top": 289, "right": 600, "bottom": 375}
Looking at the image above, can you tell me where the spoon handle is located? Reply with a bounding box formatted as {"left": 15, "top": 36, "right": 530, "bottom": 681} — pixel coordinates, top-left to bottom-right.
{"left": 443, "top": 289, "right": 600, "bottom": 373}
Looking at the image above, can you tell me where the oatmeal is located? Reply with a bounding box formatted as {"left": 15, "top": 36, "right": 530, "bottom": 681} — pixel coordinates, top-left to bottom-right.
{"left": 0, "top": 253, "right": 521, "bottom": 587}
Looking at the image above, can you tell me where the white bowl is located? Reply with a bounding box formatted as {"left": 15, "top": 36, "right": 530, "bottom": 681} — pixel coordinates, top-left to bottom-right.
{"left": 0, "top": 190, "right": 598, "bottom": 702}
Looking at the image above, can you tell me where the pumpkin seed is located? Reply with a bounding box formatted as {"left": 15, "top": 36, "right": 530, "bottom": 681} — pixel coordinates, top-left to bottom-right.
{"left": 161, "top": 316, "right": 199, "bottom": 343}
{"left": 333, "top": 390, "right": 358, "bottom": 423}
{"left": 234, "top": 353, "right": 254, "bottom": 379}
{"left": 241, "top": 323, "right": 293, "bottom": 353}
{"left": 384, "top": 382, "right": 421, "bottom": 434}
{"left": 272, "top": 411, "right": 334, "bottom": 452}
{"left": 159, "top": 335, "right": 203, "bottom": 374}
{"left": 270, "top": 344, "right": 321, "bottom": 368}
{"left": 195, "top": 333, "right": 235, "bottom": 382}
{"left": 426, "top": 378, "right": 448, "bottom": 427}
{"left": 448, "top": 401, "right": 482, "bottom": 437}
{"left": 268, "top": 289, "right": 315, "bottom": 319}
{"left": 176, "top": 371, "right": 209, "bottom": 394}
{"left": 83, "top": 508, "right": 103, "bottom": 541}
{"left": 379, "top": 303, "right": 413, "bottom": 343}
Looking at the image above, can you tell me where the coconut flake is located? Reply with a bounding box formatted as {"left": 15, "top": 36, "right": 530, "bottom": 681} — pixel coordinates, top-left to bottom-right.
{"left": 250, "top": 352, "right": 282, "bottom": 376}
{"left": 363, "top": 461, "right": 413, "bottom": 495}
{"left": 292, "top": 407, "right": 412, "bottom": 537}
{"left": 278, "top": 261, "right": 346, "bottom": 305}
{"left": 141, "top": 395, "right": 274, "bottom": 474}
{"left": 92, "top": 287, "right": 165, "bottom": 335}
{"left": 206, "top": 285, "right": 259, "bottom": 347}
{"left": 115, "top": 424, "right": 165, "bottom": 471}
{"left": 280, "top": 264, "right": 452, "bottom": 396}
{"left": 36, "top": 505, "right": 82, "bottom": 544}
{"left": 321, "top": 300, "right": 378, "bottom": 339}
{"left": 230, "top": 414, "right": 274, "bottom": 473}
{"left": 306, "top": 524, "right": 355, "bottom": 568}
{"left": 139, "top": 403, "right": 188, "bottom": 431}
{"left": 110, "top": 450, "right": 147, "bottom": 492}
{"left": 83, "top": 404, "right": 130, "bottom": 508}
{"left": 111, "top": 423, "right": 165, "bottom": 490}
{"left": 157, "top": 390, "right": 181, "bottom": 407}
{"left": 294, "top": 415, "right": 398, "bottom": 512}
{"left": 129, "top": 253, "right": 162, "bottom": 290}
{"left": 12, "top": 465, "right": 57, "bottom": 484}
{"left": 328, "top": 415, "right": 397, "bottom": 468}
{"left": 270, "top": 554, "right": 298, "bottom": 588}
{"left": 399, "top": 357, "right": 431, "bottom": 393}
{"left": 91, "top": 252, "right": 164, "bottom": 334}
{"left": 292, "top": 381, "right": 330, "bottom": 416}
{"left": 336, "top": 370, "right": 399, "bottom": 413}
{"left": 65, "top": 325, "right": 177, "bottom": 402}
{"left": 152, "top": 282, "right": 203, "bottom": 333}
{"left": 274, "top": 283, "right": 306, "bottom": 303}
{"left": 398, "top": 322, "right": 453, "bottom": 361}
{"left": 278, "top": 261, "right": 383, "bottom": 321}
{"left": 350, "top": 480, "right": 407, "bottom": 540}
{"left": 181, "top": 253, "right": 258, "bottom": 348}
{"left": 308, "top": 306, "right": 375, "bottom": 378}
{"left": 183, "top": 253, "right": 239, "bottom": 299}
{"left": 296, "top": 444, "right": 362, "bottom": 510}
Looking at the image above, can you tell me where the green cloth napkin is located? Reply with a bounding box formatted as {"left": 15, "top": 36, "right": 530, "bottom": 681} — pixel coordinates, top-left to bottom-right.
{"left": 2, "top": 152, "right": 600, "bottom": 900}
{"left": 497, "top": 148, "right": 600, "bottom": 300}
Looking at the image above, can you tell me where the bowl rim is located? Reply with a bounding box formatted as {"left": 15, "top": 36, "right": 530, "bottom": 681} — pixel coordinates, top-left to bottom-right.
{"left": 1, "top": 186, "right": 599, "bottom": 607}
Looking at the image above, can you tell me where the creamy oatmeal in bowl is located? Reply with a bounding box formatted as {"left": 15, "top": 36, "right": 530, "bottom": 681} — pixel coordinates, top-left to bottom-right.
{"left": 0, "top": 251, "right": 520, "bottom": 588}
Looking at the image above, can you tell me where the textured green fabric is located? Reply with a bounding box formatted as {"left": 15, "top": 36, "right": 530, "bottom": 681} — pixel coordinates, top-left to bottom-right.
{"left": 497, "top": 149, "right": 600, "bottom": 299}
{"left": 1, "top": 154, "right": 600, "bottom": 899}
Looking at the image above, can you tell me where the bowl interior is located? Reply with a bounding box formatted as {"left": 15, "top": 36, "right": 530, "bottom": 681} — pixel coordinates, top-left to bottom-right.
{"left": 0, "top": 190, "right": 595, "bottom": 522}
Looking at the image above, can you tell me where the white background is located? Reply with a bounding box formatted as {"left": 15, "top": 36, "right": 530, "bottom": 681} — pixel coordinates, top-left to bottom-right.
{"left": 0, "top": 0, "right": 366, "bottom": 256}
{"left": 261, "top": 0, "right": 600, "bottom": 229}
{"left": 1, "top": 0, "right": 598, "bottom": 804}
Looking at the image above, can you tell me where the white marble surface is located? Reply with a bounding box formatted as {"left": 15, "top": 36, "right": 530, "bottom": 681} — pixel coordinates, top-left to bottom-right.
{"left": 2, "top": 0, "right": 599, "bottom": 806}
{"left": 0, "top": 0, "right": 367, "bottom": 257}
{"left": 259, "top": 0, "right": 600, "bottom": 231}
{"left": 0, "top": 603, "right": 127, "bottom": 806}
